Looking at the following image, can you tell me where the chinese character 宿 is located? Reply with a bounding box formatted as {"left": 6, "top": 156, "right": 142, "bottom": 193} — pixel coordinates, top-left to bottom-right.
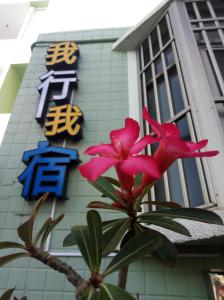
{"left": 18, "top": 141, "right": 79, "bottom": 199}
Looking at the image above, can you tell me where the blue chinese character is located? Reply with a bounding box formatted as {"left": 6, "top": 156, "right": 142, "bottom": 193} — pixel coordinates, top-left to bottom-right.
{"left": 18, "top": 141, "right": 79, "bottom": 200}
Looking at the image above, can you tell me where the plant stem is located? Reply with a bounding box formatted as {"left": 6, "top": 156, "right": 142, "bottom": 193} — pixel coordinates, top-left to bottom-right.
{"left": 118, "top": 265, "right": 129, "bottom": 289}
{"left": 30, "top": 247, "right": 89, "bottom": 299}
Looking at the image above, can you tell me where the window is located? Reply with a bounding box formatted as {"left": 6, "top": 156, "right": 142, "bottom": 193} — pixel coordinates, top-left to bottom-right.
{"left": 209, "top": 271, "right": 224, "bottom": 300}
{"left": 185, "top": 0, "right": 224, "bottom": 131}
{"left": 139, "top": 13, "right": 211, "bottom": 208}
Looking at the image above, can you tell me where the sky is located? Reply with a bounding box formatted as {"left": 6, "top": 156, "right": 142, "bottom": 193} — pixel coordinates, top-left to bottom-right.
{"left": 46, "top": 0, "right": 165, "bottom": 32}
{"left": 0, "top": 0, "right": 165, "bottom": 144}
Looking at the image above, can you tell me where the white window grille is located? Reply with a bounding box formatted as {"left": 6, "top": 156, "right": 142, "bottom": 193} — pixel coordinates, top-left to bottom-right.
{"left": 185, "top": 0, "right": 224, "bottom": 130}
{"left": 139, "top": 13, "right": 213, "bottom": 208}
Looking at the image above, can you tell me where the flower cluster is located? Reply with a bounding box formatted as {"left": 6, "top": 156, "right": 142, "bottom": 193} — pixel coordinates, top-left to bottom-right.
{"left": 79, "top": 108, "right": 218, "bottom": 208}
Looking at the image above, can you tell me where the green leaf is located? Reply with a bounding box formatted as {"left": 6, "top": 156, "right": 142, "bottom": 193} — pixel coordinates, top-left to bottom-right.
{"left": 141, "top": 201, "right": 181, "bottom": 208}
{"left": 139, "top": 215, "right": 191, "bottom": 236}
{"left": 87, "top": 210, "right": 102, "bottom": 272}
{"left": 63, "top": 232, "right": 76, "bottom": 247}
{"left": 88, "top": 177, "right": 119, "bottom": 202}
{"left": 81, "top": 287, "right": 98, "bottom": 300}
{"left": 33, "top": 217, "right": 52, "bottom": 246}
{"left": 40, "top": 214, "right": 64, "bottom": 248}
{"left": 20, "top": 297, "right": 27, "bottom": 300}
{"left": 87, "top": 201, "right": 126, "bottom": 213}
{"left": 17, "top": 193, "right": 49, "bottom": 245}
{"left": 0, "top": 241, "right": 26, "bottom": 251}
{"left": 145, "top": 228, "right": 178, "bottom": 267}
{"left": 99, "top": 283, "right": 135, "bottom": 300}
{"left": 140, "top": 208, "right": 223, "bottom": 225}
{"left": 71, "top": 225, "right": 93, "bottom": 271}
{"left": 102, "top": 218, "right": 126, "bottom": 231}
{"left": 103, "top": 231, "right": 161, "bottom": 276}
{"left": 103, "top": 218, "right": 130, "bottom": 257}
{"left": 134, "top": 173, "right": 143, "bottom": 187}
{"left": 0, "top": 288, "right": 15, "bottom": 300}
{"left": 133, "top": 185, "right": 151, "bottom": 211}
{"left": 102, "top": 177, "right": 120, "bottom": 188}
{"left": 120, "top": 228, "right": 135, "bottom": 249}
{"left": 0, "top": 253, "right": 30, "bottom": 267}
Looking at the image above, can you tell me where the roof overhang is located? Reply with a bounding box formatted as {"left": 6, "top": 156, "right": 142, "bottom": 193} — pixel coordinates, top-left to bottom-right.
{"left": 112, "top": 0, "right": 173, "bottom": 51}
{"left": 148, "top": 209, "right": 224, "bottom": 255}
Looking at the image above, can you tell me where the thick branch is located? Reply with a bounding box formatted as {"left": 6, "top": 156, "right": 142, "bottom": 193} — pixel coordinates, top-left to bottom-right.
{"left": 118, "top": 265, "right": 129, "bottom": 289}
{"left": 31, "top": 247, "right": 87, "bottom": 289}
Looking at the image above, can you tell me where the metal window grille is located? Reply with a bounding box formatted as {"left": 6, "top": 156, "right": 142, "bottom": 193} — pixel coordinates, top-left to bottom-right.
{"left": 185, "top": 0, "right": 224, "bottom": 130}
{"left": 139, "top": 12, "right": 213, "bottom": 208}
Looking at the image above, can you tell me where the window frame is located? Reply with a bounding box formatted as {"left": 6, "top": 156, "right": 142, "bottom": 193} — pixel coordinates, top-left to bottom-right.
{"left": 128, "top": 0, "right": 224, "bottom": 210}
{"left": 139, "top": 11, "right": 214, "bottom": 209}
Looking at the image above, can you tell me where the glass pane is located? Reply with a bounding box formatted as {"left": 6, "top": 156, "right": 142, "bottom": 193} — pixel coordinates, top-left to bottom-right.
{"left": 167, "top": 161, "right": 184, "bottom": 206}
{"left": 194, "top": 31, "right": 205, "bottom": 45}
{"left": 200, "top": 50, "right": 222, "bottom": 97}
{"left": 155, "top": 57, "right": 163, "bottom": 75}
{"left": 151, "top": 28, "right": 160, "bottom": 57}
{"left": 214, "top": 50, "right": 224, "bottom": 81}
{"left": 147, "top": 84, "right": 157, "bottom": 121}
{"left": 207, "top": 30, "right": 222, "bottom": 45}
{"left": 157, "top": 75, "right": 170, "bottom": 122}
{"left": 203, "top": 21, "right": 215, "bottom": 27}
{"left": 142, "top": 38, "right": 150, "bottom": 66}
{"left": 168, "top": 66, "right": 185, "bottom": 114}
{"left": 145, "top": 67, "right": 152, "bottom": 83}
{"left": 197, "top": 1, "right": 212, "bottom": 19}
{"left": 182, "top": 157, "right": 205, "bottom": 207}
{"left": 176, "top": 117, "right": 205, "bottom": 207}
{"left": 165, "top": 45, "right": 175, "bottom": 66}
{"left": 186, "top": 2, "right": 196, "bottom": 20}
{"left": 160, "top": 17, "right": 170, "bottom": 46}
{"left": 192, "top": 22, "right": 200, "bottom": 29}
{"left": 212, "top": 0, "right": 224, "bottom": 18}
{"left": 154, "top": 177, "right": 166, "bottom": 202}
{"left": 216, "top": 103, "right": 224, "bottom": 132}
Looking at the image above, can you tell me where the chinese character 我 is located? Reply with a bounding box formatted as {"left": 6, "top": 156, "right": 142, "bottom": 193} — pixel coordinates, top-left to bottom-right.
{"left": 46, "top": 42, "right": 79, "bottom": 70}
{"left": 45, "top": 104, "right": 84, "bottom": 139}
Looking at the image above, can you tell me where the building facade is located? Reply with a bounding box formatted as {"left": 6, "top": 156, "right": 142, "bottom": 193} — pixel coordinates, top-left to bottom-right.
{"left": 0, "top": 0, "right": 224, "bottom": 299}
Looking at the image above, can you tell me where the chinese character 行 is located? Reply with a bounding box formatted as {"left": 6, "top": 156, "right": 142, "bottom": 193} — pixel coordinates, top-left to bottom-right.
{"left": 36, "top": 70, "right": 77, "bottom": 124}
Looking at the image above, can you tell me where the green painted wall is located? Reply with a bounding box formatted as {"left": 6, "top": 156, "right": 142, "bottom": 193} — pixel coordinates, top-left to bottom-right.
{"left": 0, "top": 28, "right": 221, "bottom": 300}
{"left": 0, "top": 64, "right": 26, "bottom": 113}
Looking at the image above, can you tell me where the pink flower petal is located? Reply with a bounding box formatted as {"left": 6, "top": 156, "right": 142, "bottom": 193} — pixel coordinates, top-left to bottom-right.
{"left": 119, "top": 155, "right": 161, "bottom": 180}
{"left": 161, "top": 123, "right": 180, "bottom": 137}
{"left": 183, "top": 150, "right": 219, "bottom": 158}
{"left": 79, "top": 157, "right": 117, "bottom": 181}
{"left": 84, "top": 144, "right": 115, "bottom": 157}
{"left": 129, "top": 135, "right": 159, "bottom": 155}
{"left": 185, "top": 139, "right": 208, "bottom": 151}
{"left": 110, "top": 118, "right": 140, "bottom": 153}
{"left": 143, "top": 107, "right": 162, "bottom": 137}
{"left": 115, "top": 164, "right": 134, "bottom": 193}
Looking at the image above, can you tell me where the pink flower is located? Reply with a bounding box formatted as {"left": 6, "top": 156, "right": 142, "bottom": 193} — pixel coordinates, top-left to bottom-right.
{"left": 79, "top": 118, "right": 161, "bottom": 192}
{"left": 143, "top": 107, "right": 219, "bottom": 174}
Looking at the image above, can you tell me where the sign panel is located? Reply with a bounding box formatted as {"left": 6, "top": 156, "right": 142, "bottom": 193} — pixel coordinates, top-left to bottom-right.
{"left": 18, "top": 141, "right": 79, "bottom": 200}
{"left": 19, "top": 41, "right": 83, "bottom": 200}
